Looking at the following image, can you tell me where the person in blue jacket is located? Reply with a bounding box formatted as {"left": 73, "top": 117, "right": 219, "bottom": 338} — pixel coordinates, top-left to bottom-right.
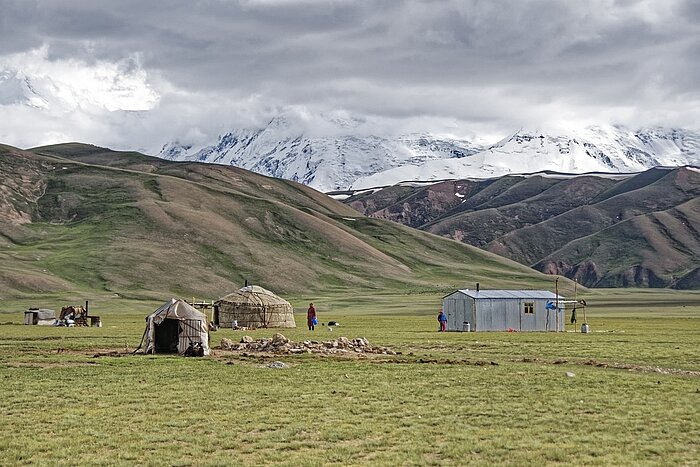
{"left": 438, "top": 310, "right": 447, "bottom": 332}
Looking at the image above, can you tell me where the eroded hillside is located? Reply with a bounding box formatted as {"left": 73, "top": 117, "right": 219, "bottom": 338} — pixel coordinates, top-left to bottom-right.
{"left": 345, "top": 168, "right": 700, "bottom": 289}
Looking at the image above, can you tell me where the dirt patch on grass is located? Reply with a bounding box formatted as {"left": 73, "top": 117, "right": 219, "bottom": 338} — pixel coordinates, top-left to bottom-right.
{"left": 371, "top": 357, "right": 499, "bottom": 366}
{"left": 4, "top": 361, "right": 99, "bottom": 369}
{"left": 90, "top": 350, "right": 130, "bottom": 358}
{"left": 579, "top": 359, "right": 700, "bottom": 377}
{"left": 515, "top": 357, "right": 700, "bottom": 377}
{"left": 209, "top": 352, "right": 502, "bottom": 368}
{"left": 36, "top": 348, "right": 134, "bottom": 358}
{"left": 210, "top": 349, "right": 389, "bottom": 365}
{"left": 2, "top": 348, "right": 133, "bottom": 368}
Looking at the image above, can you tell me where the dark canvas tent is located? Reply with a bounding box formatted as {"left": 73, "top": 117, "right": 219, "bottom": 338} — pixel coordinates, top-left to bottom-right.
{"left": 215, "top": 285, "right": 296, "bottom": 328}
{"left": 144, "top": 299, "right": 210, "bottom": 355}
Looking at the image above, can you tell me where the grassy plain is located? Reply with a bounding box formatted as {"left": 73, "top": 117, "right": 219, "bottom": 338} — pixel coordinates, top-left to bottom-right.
{"left": 1, "top": 289, "right": 699, "bottom": 466}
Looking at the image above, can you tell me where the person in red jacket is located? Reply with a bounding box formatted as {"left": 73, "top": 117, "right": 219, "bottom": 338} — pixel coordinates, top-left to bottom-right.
{"left": 307, "top": 303, "right": 317, "bottom": 331}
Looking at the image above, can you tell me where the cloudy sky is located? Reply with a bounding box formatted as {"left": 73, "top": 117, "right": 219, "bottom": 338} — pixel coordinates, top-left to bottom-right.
{"left": 1, "top": 0, "right": 699, "bottom": 152}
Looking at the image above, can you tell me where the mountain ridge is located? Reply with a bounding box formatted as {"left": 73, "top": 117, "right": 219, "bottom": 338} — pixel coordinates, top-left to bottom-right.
{"left": 344, "top": 167, "right": 700, "bottom": 289}
{"left": 158, "top": 116, "right": 483, "bottom": 193}
{"left": 157, "top": 118, "right": 700, "bottom": 192}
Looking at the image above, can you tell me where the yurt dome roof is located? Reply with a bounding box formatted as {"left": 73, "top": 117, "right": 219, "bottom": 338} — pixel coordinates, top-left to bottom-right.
{"left": 217, "top": 285, "right": 291, "bottom": 306}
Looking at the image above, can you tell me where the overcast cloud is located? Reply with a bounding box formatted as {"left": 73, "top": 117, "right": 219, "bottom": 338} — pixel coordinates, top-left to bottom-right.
{"left": 1, "top": 0, "right": 699, "bottom": 151}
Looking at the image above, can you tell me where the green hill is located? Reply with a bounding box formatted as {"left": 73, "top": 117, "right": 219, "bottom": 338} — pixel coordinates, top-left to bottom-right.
{"left": 0, "top": 143, "right": 563, "bottom": 299}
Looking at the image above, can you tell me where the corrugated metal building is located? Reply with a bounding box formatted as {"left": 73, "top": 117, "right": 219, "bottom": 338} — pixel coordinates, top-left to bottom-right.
{"left": 442, "top": 289, "right": 565, "bottom": 332}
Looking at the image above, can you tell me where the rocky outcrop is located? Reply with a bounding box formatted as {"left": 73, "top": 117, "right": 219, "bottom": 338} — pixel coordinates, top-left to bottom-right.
{"left": 536, "top": 260, "right": 602, "bottom": 287}
{"left": 605, "top": 266, "right": 667, "bottom": 288}
{"left": 537, "top": 260, "right": 669, "bottom": 288}
{"left": 670, "top": 267, "right": 700, "bottom": 290}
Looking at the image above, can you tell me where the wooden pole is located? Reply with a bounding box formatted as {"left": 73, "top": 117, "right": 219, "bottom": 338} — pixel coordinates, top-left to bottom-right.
{"left": 574, "top": 281, "right": 578, "bottom": 332}
{"left": 554, "top": 277, "right": 559, "bottom": 332}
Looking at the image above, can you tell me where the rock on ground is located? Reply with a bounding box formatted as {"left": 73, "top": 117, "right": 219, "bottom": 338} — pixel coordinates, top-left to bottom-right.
{"left": 220, "top": 338, "right": 234, "bottom": 350}
{"left": 267, "top": 361, "right": 289, "bottom": 369}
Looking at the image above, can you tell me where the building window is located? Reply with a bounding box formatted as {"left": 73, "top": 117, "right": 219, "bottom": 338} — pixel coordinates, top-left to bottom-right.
{"left": 524, "top": 302, "right": 534, "bottom": 314}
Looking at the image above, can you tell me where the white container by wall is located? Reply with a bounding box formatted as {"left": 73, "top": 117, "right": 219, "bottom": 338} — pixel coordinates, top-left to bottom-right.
{"left": 463, "top": 322, "right": 471, "bottom": 332}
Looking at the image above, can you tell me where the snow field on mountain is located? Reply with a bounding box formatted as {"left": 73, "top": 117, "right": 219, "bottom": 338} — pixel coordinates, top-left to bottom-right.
{"left": 159, "top": 120, "right": 700, "bottom": 192}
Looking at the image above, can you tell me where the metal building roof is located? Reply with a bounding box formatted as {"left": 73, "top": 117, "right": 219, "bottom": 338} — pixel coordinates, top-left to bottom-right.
{"left": 451, "top": 289, "right": 564, "bottom": 300}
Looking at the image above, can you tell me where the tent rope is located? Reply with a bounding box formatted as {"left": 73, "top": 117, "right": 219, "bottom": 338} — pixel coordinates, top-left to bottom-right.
{"left": 133, "top": 325, "right": 148, "bottom": 354}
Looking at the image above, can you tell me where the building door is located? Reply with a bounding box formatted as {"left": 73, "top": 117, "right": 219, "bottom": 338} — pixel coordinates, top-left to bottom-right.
{"left": 520, "top": 301, "right": 536, "bottom": 331}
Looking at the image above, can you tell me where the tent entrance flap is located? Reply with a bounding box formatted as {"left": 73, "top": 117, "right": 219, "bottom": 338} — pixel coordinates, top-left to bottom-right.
{"left": 179, "top": 319, "right": 205, "bottom": 351}
{"left": 154, "top": 319, "right": 180, "bottom": 354}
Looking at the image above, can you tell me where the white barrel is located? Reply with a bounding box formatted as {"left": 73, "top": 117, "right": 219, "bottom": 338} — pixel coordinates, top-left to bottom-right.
{"left": 463, "top": 322, "right": 471, "bottom": 332}
{"left": 581, "top": 323, "right": 590, "bottom": 333}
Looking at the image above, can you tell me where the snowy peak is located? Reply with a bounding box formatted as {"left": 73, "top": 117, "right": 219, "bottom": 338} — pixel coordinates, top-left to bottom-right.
{"left": 350, "top": 126, "right": 700, "bottom": 189}
{"left": 0, "top": 70, "right": 48, "bottom": 108}
{"left": 157, "top": 119, "right": 700, "bottom": 192}
{"left": 0, "top": 63, "right": 158, "bottom": 115}
{"left": 158, "top": 120, "right": 482, "bottom": 192}
{"left": 577, "top": 126, "right": 700, "bottom": 170}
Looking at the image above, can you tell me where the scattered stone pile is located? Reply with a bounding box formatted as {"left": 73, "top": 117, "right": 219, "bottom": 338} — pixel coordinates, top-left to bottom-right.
{"left": 219, "top": 333, "right": 397, "bottom": 355}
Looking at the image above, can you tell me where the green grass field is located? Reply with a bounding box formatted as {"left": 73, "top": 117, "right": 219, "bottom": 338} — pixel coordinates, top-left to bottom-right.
{"left": 1, "top": 289, "right": 699, "bottom": 466}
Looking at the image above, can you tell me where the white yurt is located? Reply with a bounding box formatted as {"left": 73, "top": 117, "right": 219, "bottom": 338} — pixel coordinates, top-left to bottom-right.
{"left": 143, "top": 298, "right": 210, "bottom": 355}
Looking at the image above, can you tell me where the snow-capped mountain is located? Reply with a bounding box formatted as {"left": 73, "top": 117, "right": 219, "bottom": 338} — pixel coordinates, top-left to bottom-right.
{"left": 0, "top": 70, "right": 48, "bottom": 108}
{"left": 158, "top": 116, "right": 482, "bottom": 192}
{"left": 352, "top": 126, "right": 700, "bottom": 189}
{"left": 158, "top": 118, "right": 700, "bottom": 192}
{"left": 0, "top": 66, "right": 158, "bottom": 114}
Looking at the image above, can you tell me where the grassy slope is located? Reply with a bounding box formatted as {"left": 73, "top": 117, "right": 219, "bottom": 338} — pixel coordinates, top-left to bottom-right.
{"left": 535, "top": 196, "right": 700, "bottom": 287}
{"left": 493, "top": 168, "right": 699, "bottom": 261}
{"left": 589, "top": 167, "right": 673, "bottom": 204}
{"left": 0, "top": 143, "right": 563, "bottom": 300}
{"left": 426, "top": 176, "right": 617, "bottom": 244}
{"left": 496, "top": 168, "right": 700, "bottom": 286}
